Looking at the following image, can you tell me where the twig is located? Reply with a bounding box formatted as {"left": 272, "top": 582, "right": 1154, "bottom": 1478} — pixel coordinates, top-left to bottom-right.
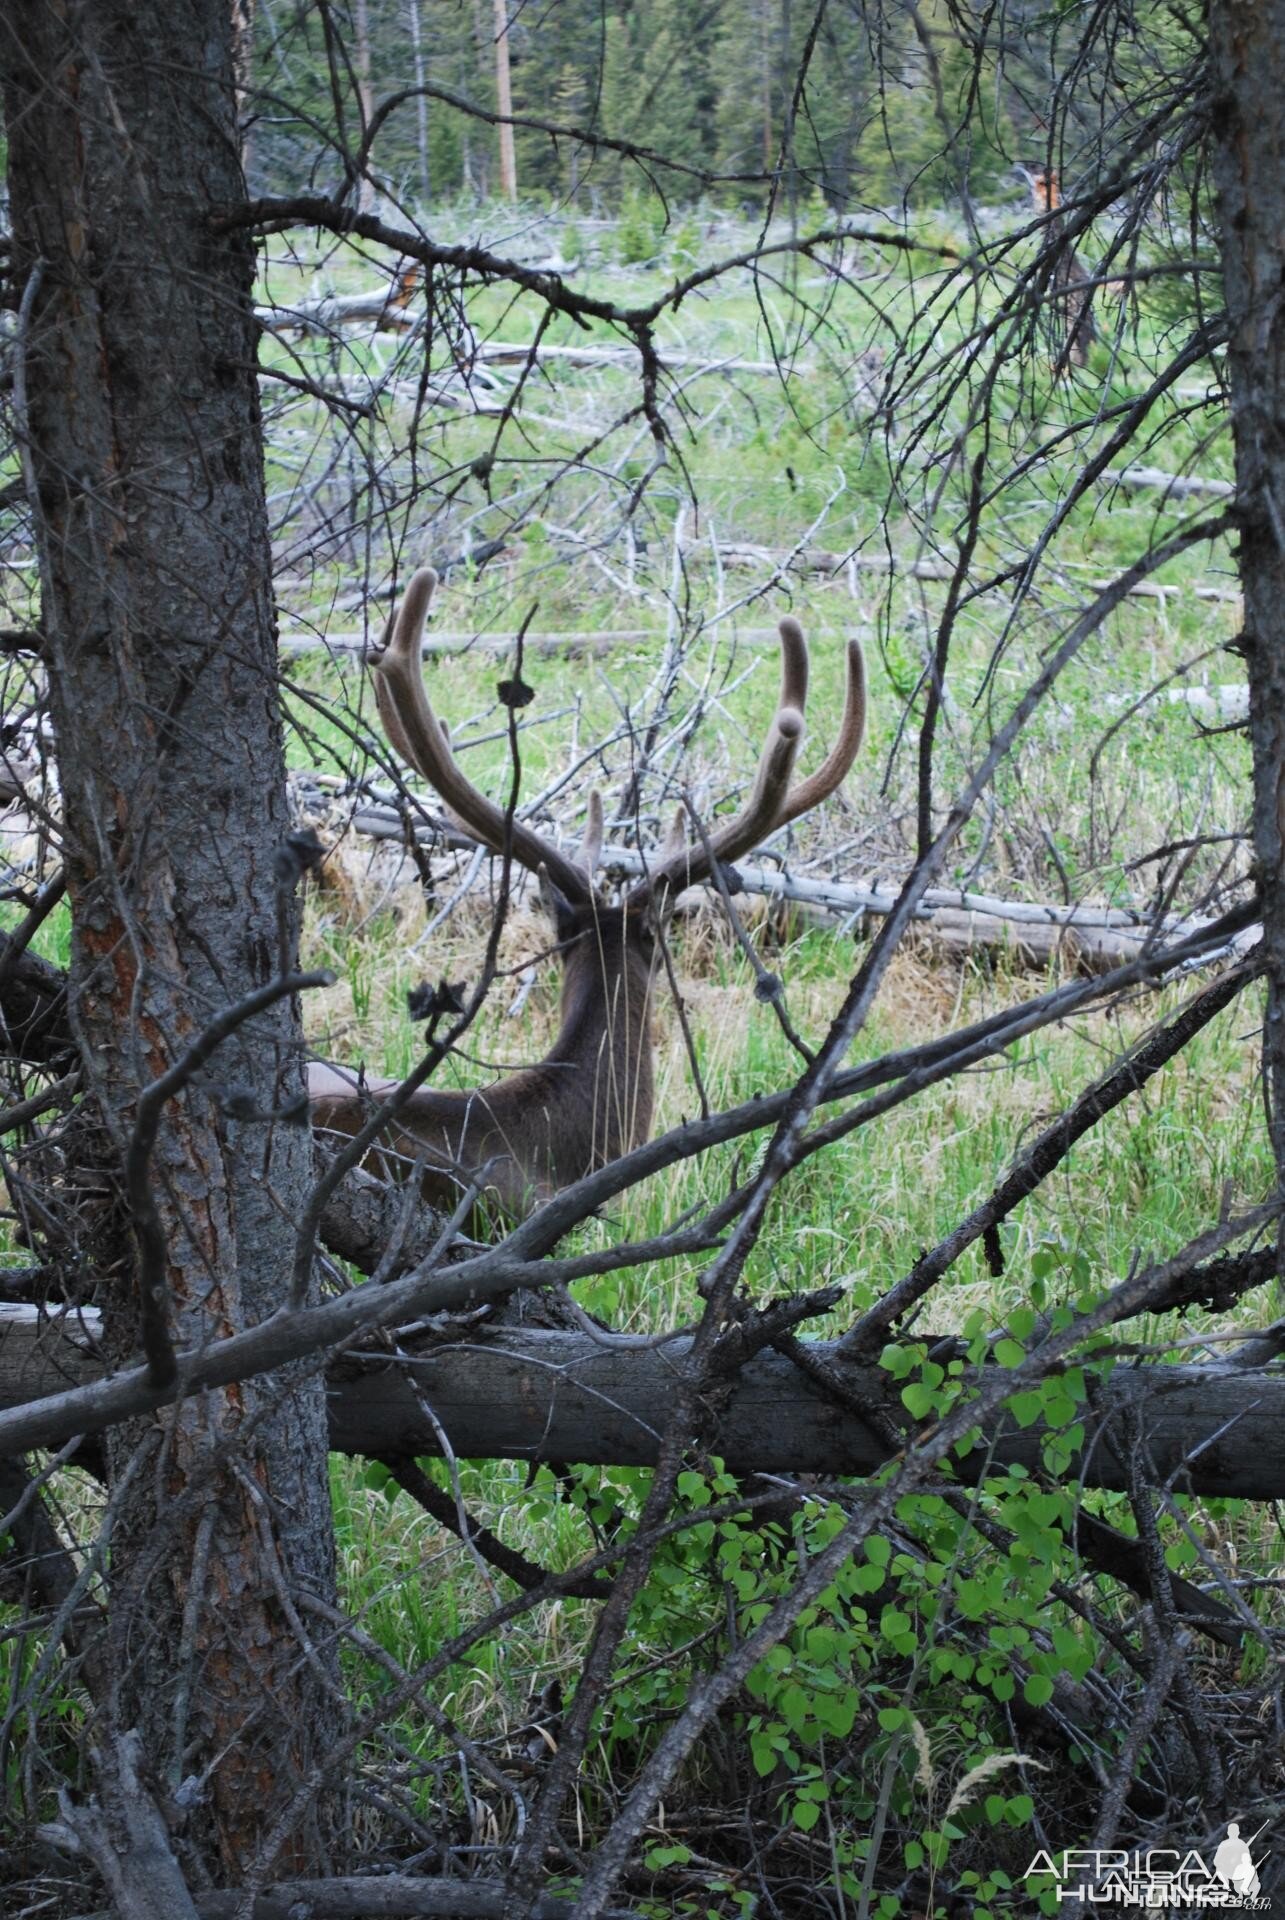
{"left": 683, "top": 798, "right": 814, "bottom": 1064}
{"left": 378, "top": 1455, "right": 611, "bottom": 1600}
{"left": 841, "top": 961, "right": 1258, "bottom": 1355}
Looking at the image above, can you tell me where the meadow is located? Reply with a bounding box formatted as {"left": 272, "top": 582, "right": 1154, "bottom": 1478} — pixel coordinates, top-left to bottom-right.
{"left": 1, "top": 196, "right": 1272, "bottom": 1913}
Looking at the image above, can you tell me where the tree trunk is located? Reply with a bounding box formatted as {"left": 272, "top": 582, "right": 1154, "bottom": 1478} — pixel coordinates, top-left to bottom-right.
{"left": 1208, "top": 0, "right": 1285, "bottom": 1240}
{"left": 494, "top": 0, "right": 518, "bottom": 201}
{"left": 0, "top": 0, "right": 342, "bottom": 1880}
{"left": 407, "top": 0, "right": 431, "bottom": 203}
{"left": 355, "top": 0, "right": 376, "bottom": 213}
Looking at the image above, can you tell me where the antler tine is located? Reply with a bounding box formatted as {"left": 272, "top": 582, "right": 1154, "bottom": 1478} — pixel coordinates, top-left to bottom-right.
{"left": 627, "top": 620, "right": 865, "bottom": 905}
{"left": 580, "top": 789, "right": 605, "bottom": 878}
{"left": 698, "top": 612, "right": 815, "bottom": 865}
{"left": 629, "top": 616, "right": 808, "bottom": 902}
{"left": 776, "top": 613, "right": 809, "bottom": 714}
{"left": 370, "top": 567, "right": 592, "bottom": 902}
{"left": 657, "top": 804, "right": 687, "bottom": 869}
{"left": 370, "top": 603, "right": 419, "bottom": 773}
{"left": 771, "top": 636, "right": 866, "bottom": 829}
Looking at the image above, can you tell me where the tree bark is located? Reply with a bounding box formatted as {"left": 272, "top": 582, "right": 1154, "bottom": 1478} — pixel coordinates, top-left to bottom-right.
{"left": 355, "top": 0, "right": 376, "bottom": 214}
{"left": 6, "top": 1310, "right": 1285, "bottom": 1499}
{"left": 493, "top": 0, "right": 518, "bottom": 201}
{"left": 0, "top": 0, "right": 342, "bottom": 1879}
{"left": 1209, "top": 1, "right": 1285, "bottom": 1229}
{"left": 407, "top": 0, "right": 431, "bottom": 202}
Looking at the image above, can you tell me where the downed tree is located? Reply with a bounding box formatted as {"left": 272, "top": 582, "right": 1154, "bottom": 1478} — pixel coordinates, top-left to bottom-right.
{"left": 1102, "top": 465, "right": 1235, "bottom": 500}
{"left": 311, "top": 792, "right": 1253, "bottom": 977}
{"left": 256, "top": 266, "right": 424, "bottom": 334}
{"left": 677, "top": 535, "right": 1243, "bottom": 606}
{"left": 3, "top": 1305, "right": 1282, "bottom": 1497}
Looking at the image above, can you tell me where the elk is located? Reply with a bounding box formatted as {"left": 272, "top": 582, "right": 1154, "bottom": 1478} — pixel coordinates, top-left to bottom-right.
{"left": 308, "top": 567, "right": 866, "bottom": 1216}
{"left": 1018, "top": 163, "right": 1097, "bottom": 370}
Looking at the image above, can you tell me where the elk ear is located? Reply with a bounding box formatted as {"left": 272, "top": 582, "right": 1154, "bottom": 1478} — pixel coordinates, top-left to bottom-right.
{"left": 538, "top": 865, "right": 579, "bottom": 946}
{"left": 628, "top": 891, "right": 665, "bottom": 956}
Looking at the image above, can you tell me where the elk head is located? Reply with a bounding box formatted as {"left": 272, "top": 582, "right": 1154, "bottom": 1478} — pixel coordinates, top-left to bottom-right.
{"left": 309, "top": 568, "right": 867, "bottom": 1217}
{"left": 1019, "top": 162, "right": 1061, "bottom": 213}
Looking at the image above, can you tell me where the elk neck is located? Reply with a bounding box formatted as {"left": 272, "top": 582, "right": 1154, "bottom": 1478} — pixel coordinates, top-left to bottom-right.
{"left": 537, "top": 899, "right": 657, "bottom": 1170}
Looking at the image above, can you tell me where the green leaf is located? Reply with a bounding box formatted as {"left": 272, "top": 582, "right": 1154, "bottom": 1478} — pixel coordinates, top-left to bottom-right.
{"left": 1008, "top": 1389, "right": 1046, "bottom": 1428}
{"left": 816, "top": 1691, "right": 857, "bottom": 1737}
{"left": 880, "top": 1343, "right": 916, "bottom": 1379}
{"left": 901, "top": 1381, "right": 937, "bottom": 1419}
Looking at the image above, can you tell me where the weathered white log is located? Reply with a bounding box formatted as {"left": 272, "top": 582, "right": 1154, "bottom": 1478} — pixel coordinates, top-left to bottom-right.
{"left": 256, "top": 270, "right": 423, "bottom": 335}
{"left": 471, "top": 341, "right": 800, "bottom": 377}
{"left": 679, "top": 538, "right": 1239, "bottom": 607}
{"left": 336, "top": 805, "right": 1221, "bottom": 941}
{"left": 1102, "top": 466, "right": 1235, "bottom": 500}
{"left": 2, "top": 1306, "right": 1282, "bottom": 1496}
{"left": 336, "top": 804, "right": 1252, "bottom": 976}
{"left": 904, "top": 907, "right": 1149, "bottom": 975}
{"left": 1162, "top": 684, "right": 1249, "bottom": 724}
{"left": 283, "top": 626, "right": 657, "bottom": 659}
{"left": 277, "top": 622, "right": 866, "bottom": 659}
{"left": 685, "top": 538, "right": 953, "bottom": 581}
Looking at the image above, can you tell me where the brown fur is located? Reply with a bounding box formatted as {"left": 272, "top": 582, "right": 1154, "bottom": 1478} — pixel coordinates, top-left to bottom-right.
{"left": 309, "top": 897, "right": 657, "bottom": 1217}
{"left": 309, "top": 568, "right": 867, "bottom": 1223}
{"left": 1025, "top": 164, "right": 1097, "bottom": 370}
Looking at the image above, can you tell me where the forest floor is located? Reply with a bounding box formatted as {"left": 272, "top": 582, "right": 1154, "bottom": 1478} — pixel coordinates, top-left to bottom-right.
{"left": 1, "top": 199, "right": 1273, "bottom": 1913}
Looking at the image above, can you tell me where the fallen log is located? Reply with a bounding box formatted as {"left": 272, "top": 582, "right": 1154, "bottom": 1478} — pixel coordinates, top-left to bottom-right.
{"left": 281, "top": 625, "right": 661, "bottom": 659}
{"left": 471, "top": 340, "right": 798, "bottom": 378}
{"left": 1102, "top": 465, "right": 1235, "bottom": 501}
{"left": 903, "top": 905, "right": 1144, "bottom": 975}
{"left": 327, "top": 801, "right": 1243, "bottom": 977}
{"left": 150, "top": 1875, "right": 638, "bottom": 1920}
{"left": 2, "top": 1306, "right": 1282, "bottom": 1497}
{"left": 679, "top": 537, "right": 1240, "bottom": 610}
{"left": 256, "top": 266, "right": 424, "bottom": 336}
{"left": 1162, "top": 684, "right": 1248, "bottom": 724}
{"left": 684, "top": 537, "right": 952, "bottom": 581}
{"left": 0, "top": 931, "right": 75, "bottom": 1068}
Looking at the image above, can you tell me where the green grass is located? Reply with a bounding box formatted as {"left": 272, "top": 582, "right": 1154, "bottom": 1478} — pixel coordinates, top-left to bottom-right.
{"left": 1, "top": 209, "right": 1270, "bottom": 1892}
{"left": 256, "top": 216, "right": 1270, "bottom": 1786}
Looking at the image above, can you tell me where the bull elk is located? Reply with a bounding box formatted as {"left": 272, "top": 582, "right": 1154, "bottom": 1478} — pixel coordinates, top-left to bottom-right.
{"left": 309, "top": 567, "right": 866, "bottom": 1216}
{"left": 1018, "top": 162, "right": 1097, "bottom": 371}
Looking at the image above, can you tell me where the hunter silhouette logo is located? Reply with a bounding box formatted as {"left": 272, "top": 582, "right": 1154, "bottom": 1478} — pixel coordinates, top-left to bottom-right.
{"left": 1214, "top": 1825, "right": 1262, "bottom": 1900}
{"left": 1023, "top": 1819, "right": 1270, "bottom": 1908}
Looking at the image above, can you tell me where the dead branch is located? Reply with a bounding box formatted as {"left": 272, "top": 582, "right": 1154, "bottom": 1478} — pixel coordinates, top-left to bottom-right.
{"left": 59, "top": 1730, "right": 199, "bottom": 1920}
{"left": 182, "top": 1874, "right": 641, "bottom": 1917}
